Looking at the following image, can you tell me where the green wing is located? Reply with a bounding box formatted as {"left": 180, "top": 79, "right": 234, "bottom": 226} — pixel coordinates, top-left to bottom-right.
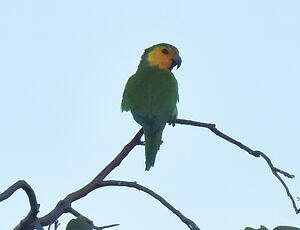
{"left": 121, "top": 74, "right": 135, "bottom": 112}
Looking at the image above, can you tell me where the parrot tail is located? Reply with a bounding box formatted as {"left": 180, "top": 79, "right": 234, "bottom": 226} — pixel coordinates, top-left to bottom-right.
{"left": 144, "top": 126, "right": 165, "bottom": 171}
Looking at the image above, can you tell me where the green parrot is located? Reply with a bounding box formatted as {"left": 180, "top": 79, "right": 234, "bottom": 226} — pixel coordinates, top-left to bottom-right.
{"left": 121, "top": 43, "right": 182, "bottom": 171}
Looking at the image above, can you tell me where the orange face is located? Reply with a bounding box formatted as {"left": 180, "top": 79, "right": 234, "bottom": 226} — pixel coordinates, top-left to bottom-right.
{"left": 147, "top": 45, "right": 180, "bottom": 70}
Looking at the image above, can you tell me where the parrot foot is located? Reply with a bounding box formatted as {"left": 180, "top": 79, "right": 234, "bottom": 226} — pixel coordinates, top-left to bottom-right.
{"left": 168, "top": 121, "right": 176, "bottom": 127}
{"left": 138, "top": 141, "right": 145, "bottom": 145}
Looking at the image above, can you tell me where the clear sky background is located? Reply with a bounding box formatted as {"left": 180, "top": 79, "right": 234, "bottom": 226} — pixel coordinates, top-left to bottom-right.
{"left": 0, "top": 0, "right": 299, "bottom": 229}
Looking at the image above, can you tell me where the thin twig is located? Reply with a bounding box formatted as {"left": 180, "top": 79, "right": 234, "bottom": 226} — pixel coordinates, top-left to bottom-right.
{"left": 174, "top": 118, "right": 299, "bottom": 214}
{"left": 54, "top": 220, "right": 60, "bottom": 230}
{"left": 93, "top": 224, "right": 120, "bottom": 230}
{"left": 259, "top": 151, "right": 298, "bottom": 214}
{"left": 99, "top": 180, "right": 200, "bottom": 230}
{"left": 65, "top": 207, "right": 120, "bottom": 230}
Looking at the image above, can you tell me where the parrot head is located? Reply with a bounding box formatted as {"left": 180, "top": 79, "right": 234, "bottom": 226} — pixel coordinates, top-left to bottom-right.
{"left": 141, "top": 43, "right": 182, "bottom": 71}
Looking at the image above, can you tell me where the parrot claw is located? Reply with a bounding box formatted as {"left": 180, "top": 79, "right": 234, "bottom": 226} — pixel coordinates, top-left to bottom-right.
{"left": 168, "top": 121, "right": 176, "bottom": 127}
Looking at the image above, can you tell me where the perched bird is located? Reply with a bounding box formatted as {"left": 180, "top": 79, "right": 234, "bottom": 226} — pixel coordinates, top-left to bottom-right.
{"left": 121, "top": 43, "right": 182, "bottom": 170}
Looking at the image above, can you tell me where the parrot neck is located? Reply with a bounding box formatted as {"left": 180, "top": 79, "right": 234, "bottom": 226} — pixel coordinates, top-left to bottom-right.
{"left": 136, "top": 60, "right": 164, "bottom": 75}
{"left": 137, "top": 54, "right": 169, "bottom": 74}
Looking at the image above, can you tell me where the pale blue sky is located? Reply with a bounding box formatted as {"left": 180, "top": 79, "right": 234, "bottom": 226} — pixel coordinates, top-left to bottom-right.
{"left": 0, "top": 0, "right": 300, "bottom": 229}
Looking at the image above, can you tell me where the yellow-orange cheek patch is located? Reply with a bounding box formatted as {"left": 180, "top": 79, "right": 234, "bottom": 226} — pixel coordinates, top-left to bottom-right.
{"left": 147, "top": 47, "right": 173, "bottom": 70}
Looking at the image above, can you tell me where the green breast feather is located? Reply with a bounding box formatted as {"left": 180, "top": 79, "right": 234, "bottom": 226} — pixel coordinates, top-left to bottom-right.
{"left": 122, "top": 67, "right": 178, "bottom": 119}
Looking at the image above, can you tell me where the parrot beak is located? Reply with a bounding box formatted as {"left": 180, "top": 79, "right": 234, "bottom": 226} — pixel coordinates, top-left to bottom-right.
{"left": 170, "top": 53, "right": 182, "bottom": 70}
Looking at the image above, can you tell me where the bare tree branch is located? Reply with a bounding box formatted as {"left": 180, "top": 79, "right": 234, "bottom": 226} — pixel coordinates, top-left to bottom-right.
{"left": 174, "top": 118, "right": 299, "bottom": 214}
{"left": 35, "top": 126, "right": 199, "bottom": 229}
{"left": 0, "top": 180, "right": 41, "bottom": 230}
{"left": 37, "top": 128, "right": 144, "bottom": 227}
{"left": 1, "top": 118, "right": 298, "bottom": 230}
{"left": 98, "top": 180, "right": 200, "bottom": 230}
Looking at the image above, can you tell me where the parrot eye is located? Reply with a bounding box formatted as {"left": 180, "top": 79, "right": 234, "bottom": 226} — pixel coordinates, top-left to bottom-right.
{"left": 162, "top": 48, "right": 169, "bottom": 55}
